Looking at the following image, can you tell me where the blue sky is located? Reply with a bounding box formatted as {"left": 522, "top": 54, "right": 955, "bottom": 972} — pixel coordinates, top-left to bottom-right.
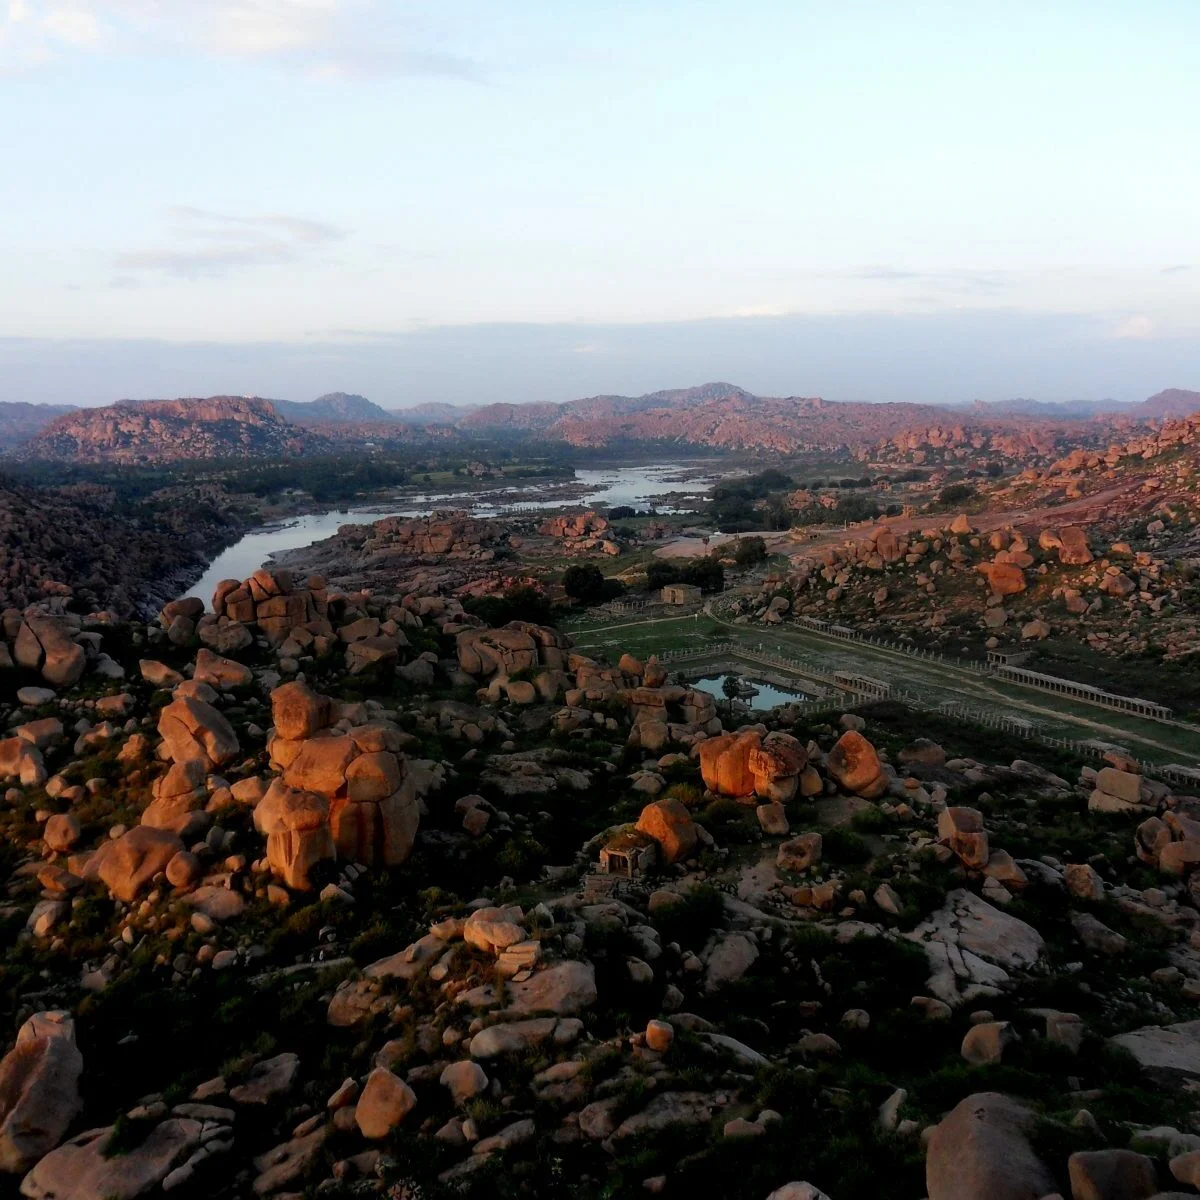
{"left": 1, "top": 0, "right": 1198, "bottom": 405}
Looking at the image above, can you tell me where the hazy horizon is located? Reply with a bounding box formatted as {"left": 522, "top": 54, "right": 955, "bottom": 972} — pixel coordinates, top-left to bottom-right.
{"left": 1, "top": 308, "right": 1196, "bottom": 411}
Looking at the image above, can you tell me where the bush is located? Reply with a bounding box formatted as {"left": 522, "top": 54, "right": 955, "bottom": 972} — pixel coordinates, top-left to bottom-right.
{"left": 652, "top": 884, "right": 724, "bottom": 950}
{"left": 464, "top": 586, "right": 555, "bottom": 627}
{"left": 822, "top": 828, "right": 872, "bottom": 864}
{"left": 938, "top": 482, "right": 975, "bottom": 506}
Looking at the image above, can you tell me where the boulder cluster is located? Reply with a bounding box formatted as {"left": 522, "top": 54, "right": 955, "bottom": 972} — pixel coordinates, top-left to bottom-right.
{"left": 535, "top": 510, "right": 622, "bottom": 556}
{"left": 7, "top": 545, "right": 1200, "bottom": 1199}
{"left": 732, "top": 511, "right": 1189, "bottom": 658}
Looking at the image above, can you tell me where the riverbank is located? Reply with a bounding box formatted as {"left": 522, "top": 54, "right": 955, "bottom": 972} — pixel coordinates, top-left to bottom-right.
{"left": 178, "top": 461, "right": 721, "bottom": 606}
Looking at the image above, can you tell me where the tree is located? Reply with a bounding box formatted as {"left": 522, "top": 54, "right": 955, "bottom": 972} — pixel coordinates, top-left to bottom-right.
{"left": 734, "top": 536, "right": 767, "bottom": 567}
{"left": 721, "top": 674, "right": 742, "bottom": 715}
{"left": 680, "top": 557, "right": 724, "bottom": 593}
{"left": 562, "top": 563, "right": 607, "bottom": 603}
{"left": 646, "top": 561, "right": 680, "bottom": 591}
{"left": 608, "top": 505, "right": 635, "bottom": 520}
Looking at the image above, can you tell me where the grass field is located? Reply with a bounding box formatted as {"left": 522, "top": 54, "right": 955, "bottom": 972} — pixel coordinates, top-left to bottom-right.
{"left": 566, "top": 606, "right": 1200, "bottom": 767}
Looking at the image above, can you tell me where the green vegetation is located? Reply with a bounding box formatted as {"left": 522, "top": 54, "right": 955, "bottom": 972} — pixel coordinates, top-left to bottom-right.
{"left": 645, "top": 557, "right": 724, "bottom": 594}
{"left": 562, "top": 563, "right": 625, "bottom": 605}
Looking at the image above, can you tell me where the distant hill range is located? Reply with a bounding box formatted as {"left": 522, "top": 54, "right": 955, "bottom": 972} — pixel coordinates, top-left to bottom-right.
{"left": 2, "top": 383, "right": 1197, "bottom": 462}
{"left": 270, "top": 392, "right": 399, "bottom": 425}
{"left": 450, "top": 382, "right": 1164, "bottom": 453}
{"left": 0, "top": 402, "right": 79, "bottom": 450}
{"left": 389, "top": 401, "right": 480, "bottom": 424}
{"left": 955, "top": 397, "right": 1136, "bottom": 419}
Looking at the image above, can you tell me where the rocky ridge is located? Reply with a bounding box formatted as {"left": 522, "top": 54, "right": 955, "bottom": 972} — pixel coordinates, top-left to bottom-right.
{"left": 19, "top": 398, "right": 329, "bottom": 464}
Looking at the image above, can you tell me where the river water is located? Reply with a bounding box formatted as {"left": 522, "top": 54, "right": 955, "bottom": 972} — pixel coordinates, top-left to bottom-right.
{"left": 184, "top": 462, "right": 716, "bottom": 604}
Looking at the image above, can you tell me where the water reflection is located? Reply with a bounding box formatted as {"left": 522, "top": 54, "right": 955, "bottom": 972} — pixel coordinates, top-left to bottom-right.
{"left": 691, "top": 673, "right": 810, "bottom": 711}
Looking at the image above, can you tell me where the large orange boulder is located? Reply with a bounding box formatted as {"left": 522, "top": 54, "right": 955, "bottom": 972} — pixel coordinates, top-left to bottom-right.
{"left": 86, "top": 826, "right": 184, "bottom": 902}
{"left": 141, "top": 760, "right": 207, "bottom": 836}
{"left": 926, "top": 1092, "right": 1054, "bottom": 1200}
{"left": 330, "top": 783, "right": 419, "bottom": 868}
{"left": 873, "top": 527, "right": 901, "bottom": 563}
{"left": 826, "top": 731, "right": 886, "bottom": 799}
{"left": 937, "top": 807, "right": 990, "bottom": 869}
{"left": 157, "top": 695, "right": 239, "bottom": 770}
{"left": 1040, "top": 526, "right": 1093, "bottom": 565}
{"left": 270, "top": 681, "right": 330, "bottom": 741}
{"left": 636, "top": 798, "right": 698, "bottom": 864}
{"left": 282, "top": 735, "right": 357, "bottom": 795}
{"left": 456, "top": 627, "right": 538, "bottom": 678}
{"left": 749, "top": 732, "right": 808, "bottom": 802}
{"left": 697, "top": 731, "right": 760, "bottom": 797}
{"left": 977, "top": 562, "right": 1026, "bottom": 597}
{"left": 254, "top": 780, "right": 334, "bottom": 890}
{"left": 13, "top": 617, "right": 86, "bottom": 687}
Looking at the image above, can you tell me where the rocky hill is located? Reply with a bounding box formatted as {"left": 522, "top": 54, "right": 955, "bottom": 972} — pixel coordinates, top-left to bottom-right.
{"left": 1139, "top": 388, "right": 1200, "bottom": 418}
{"left": 0, "top": 402, "right": 79, "bottom": 451}
{"left": 19, "top": 397, "right": 330, "bottom": 463}
{"left": 271, "top": 393, "right": 399, "bottom": 425}
{"left": 0, "top": 475, "right": 242, "bottom": 616}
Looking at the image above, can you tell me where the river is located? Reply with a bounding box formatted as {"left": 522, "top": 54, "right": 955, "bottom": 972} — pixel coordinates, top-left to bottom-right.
{"left": 184, "top": 462, "right": 718, "bottom": 604}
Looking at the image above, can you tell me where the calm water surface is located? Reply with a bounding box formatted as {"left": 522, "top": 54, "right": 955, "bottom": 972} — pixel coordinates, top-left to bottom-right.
{"left": 691, "top": 673, "right": 810, "bottom": 711}
{"left": 185, "top": 463, "right": 715, "bottom": 604}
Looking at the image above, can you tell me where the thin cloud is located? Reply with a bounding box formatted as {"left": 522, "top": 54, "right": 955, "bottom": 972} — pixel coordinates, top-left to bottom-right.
{"left": 166, "top": 206, "right": 342, "bottom": 244}
{"left": 847, "top": 266, "right": 1006, "bottom": 291}
{"left": 852, "top": 267, "right": 924, "bottom": 282}
{"left": 1163, "top": 264, "right": 1191, "bottom": 274}
{"left": 728, "top": 304, "right": 791, "bottom": 318}
{"left": 116, "top": 206, "right": 344, "bottom": 278}
{"left": 1112, "top": 315, "right": 1155, "bottom": 340}
{"left": 1, "top": 1, "right": 487, "bottom": 81}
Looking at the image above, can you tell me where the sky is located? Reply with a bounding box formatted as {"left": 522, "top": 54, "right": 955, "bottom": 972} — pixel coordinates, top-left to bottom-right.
{"left": 1, "top": 0, "right": 1198, "bottom": 407}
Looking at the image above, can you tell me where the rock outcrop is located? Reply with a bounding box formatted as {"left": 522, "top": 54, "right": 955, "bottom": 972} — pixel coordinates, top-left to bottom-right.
{"left": 0, "top": 1012, "right": 83, "bottom": 1174}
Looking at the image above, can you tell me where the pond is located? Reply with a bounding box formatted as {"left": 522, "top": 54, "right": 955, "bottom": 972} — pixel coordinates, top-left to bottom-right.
{"left": 183, "top": 461, "right": 719, "bottom": 604}
{"left": 690, "top": 673, "right": 811, "bottom": 711}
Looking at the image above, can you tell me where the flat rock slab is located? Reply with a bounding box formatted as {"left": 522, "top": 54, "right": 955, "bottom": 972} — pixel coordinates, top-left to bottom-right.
{"left": 504, "top": 961, "right": 596, "bottom": 1016}
{"left": 21, "top": 1119, "right": 202, "bottom": 1200}
{"left": 906, "top": 889, "right": 1044, "bottom": 1007}
{"left": 1110, "top": 1020, "right": 1200, "bottom": 1082}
